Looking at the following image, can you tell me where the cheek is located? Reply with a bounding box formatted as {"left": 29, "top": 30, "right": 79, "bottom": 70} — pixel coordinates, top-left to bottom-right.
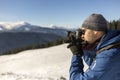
{"left": 84, "top": 31, "right": 94, "bottom": 43}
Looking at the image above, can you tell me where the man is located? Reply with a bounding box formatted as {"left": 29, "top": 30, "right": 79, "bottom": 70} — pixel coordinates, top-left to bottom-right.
{"left": 69, "top": 13, "right": 120, "bottom": 80}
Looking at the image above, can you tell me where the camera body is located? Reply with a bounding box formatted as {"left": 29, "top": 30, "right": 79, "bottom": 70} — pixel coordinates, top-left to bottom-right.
{"left": 64, "top": 29, "right": 83, "bottom": 48}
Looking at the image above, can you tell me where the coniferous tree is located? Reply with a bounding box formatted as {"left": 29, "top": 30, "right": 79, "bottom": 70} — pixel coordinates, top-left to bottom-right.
{"left": 108, "top": 19, "right": 120, "bottom": 30}
{"left": 117, "top": 19, "right": 120, "bottom": 30}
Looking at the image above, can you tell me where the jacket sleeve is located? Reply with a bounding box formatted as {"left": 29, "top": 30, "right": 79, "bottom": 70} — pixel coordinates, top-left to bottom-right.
{"left": 69, "top": 54, "right": 111, "bottom": 80}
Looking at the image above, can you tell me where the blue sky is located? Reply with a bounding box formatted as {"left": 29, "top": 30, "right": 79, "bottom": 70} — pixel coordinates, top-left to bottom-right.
{"left": 0, "top": 0, "right": 120, "bottom": 28}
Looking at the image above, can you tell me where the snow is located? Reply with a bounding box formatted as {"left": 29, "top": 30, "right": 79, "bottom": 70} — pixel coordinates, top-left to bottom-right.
{"left": 0, "top": 44, "right": 88, "bottom": 80}
{"left": 0, "top": 21, "right": 29, "bottom": 30}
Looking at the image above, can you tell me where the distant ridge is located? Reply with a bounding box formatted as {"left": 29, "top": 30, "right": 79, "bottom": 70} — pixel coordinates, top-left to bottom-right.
{"left": 0, "top": 21, "right": 71, "bottom": 54}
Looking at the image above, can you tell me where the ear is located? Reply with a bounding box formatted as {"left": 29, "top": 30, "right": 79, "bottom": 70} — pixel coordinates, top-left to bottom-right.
{"left": 93, "top": 31, "right": 98, "bottom": 34}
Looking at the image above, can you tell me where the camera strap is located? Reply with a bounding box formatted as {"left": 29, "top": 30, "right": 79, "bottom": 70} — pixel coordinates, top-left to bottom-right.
{"left": 96, "top": 40, "right": 120, "bottom": 54}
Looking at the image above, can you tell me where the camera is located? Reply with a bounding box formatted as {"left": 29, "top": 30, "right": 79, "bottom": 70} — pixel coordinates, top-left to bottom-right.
{"left": 64, "top": 29, "right": 84, "bottom": 48}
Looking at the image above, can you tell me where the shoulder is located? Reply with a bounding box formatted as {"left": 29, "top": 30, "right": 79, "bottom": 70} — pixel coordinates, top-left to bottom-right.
{"left": 97, "top": 48, "right": 120, "bottom": 58}
{"left": 96, "top": 30, "right": 120, "bottom": 51}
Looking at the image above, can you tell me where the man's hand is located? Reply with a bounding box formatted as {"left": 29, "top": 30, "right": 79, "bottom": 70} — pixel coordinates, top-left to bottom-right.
{"left": 67, "top": 34, "right": 83, "bottom": 57}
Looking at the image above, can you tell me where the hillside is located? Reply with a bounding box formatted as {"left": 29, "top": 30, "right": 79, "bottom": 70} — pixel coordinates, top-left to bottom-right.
{"left": 0, "top": 44, "right": 88, "bottom": 80}
{"left": 0, "top": 22, "right": 69, "bottom": 54}
{"left": 0, "top": 31, "right": 63, "bottom": 54}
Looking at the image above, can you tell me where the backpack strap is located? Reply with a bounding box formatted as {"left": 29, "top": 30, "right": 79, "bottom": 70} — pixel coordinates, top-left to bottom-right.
{"left": 96, "top": 40, "right": 120, "bottom": 54}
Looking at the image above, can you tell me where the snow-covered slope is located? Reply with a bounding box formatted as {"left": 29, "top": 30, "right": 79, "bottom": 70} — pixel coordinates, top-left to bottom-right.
{"left": 0, "top": 44, "right": 88, "bottom": 80}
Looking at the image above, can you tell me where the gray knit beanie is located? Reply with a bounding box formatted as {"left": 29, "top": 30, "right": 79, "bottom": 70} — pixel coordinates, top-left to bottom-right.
{"left": 82, "top": 13, "right": 108, "bottom": 32}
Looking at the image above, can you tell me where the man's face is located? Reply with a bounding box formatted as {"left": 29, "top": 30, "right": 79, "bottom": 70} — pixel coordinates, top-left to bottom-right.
{"left": 81, "top": 28, "right": 98, "bottom": 44}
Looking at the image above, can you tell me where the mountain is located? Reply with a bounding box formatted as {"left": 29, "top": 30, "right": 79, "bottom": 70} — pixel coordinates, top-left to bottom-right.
{"left": 0, "top": 32, "right": 63, "bottom": 54}
{"left": 0, "top": 21, "right": 31, "bottom": 30}
{"left": 0, "top": 21, "right": 68, "bottom": 37}
{"left": 0, "top": 44, "right": 88, "bottom": 80}
{"left": 0, "top": 21, "right": 71, "bottom": 54}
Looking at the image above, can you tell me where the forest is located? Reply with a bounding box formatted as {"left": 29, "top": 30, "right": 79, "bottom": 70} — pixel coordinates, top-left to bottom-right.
{"left": 109, "top": 19, "right": 120, "bottom": 30}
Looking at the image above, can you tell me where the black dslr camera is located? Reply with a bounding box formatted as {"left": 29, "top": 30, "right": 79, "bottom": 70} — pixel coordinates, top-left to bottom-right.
{"left": 64, "top": 29, "right": 84, "bottom": 48}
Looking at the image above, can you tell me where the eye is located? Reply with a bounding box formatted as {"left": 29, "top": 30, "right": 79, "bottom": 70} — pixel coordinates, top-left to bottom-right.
{"left": 82, "top": 29, "right": 86, "bottom": 34}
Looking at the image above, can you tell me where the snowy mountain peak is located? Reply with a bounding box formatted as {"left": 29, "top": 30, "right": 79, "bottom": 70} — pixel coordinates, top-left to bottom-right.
{"left": 0, "top": 21, "right": 31, "bottom": 30}
{"left": 0, "top": 21, "right": 68, "bottom": 37}
{"left": 48, "top": 24, "right": 65, "bottom": 29}
{"left": 0, "top": 21, "right": 30, "bottom": 26}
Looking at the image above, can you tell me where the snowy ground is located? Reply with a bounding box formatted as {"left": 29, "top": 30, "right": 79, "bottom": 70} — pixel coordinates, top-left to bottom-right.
{"left": 0, "top": 44, "right": 88, "bottom": 80}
